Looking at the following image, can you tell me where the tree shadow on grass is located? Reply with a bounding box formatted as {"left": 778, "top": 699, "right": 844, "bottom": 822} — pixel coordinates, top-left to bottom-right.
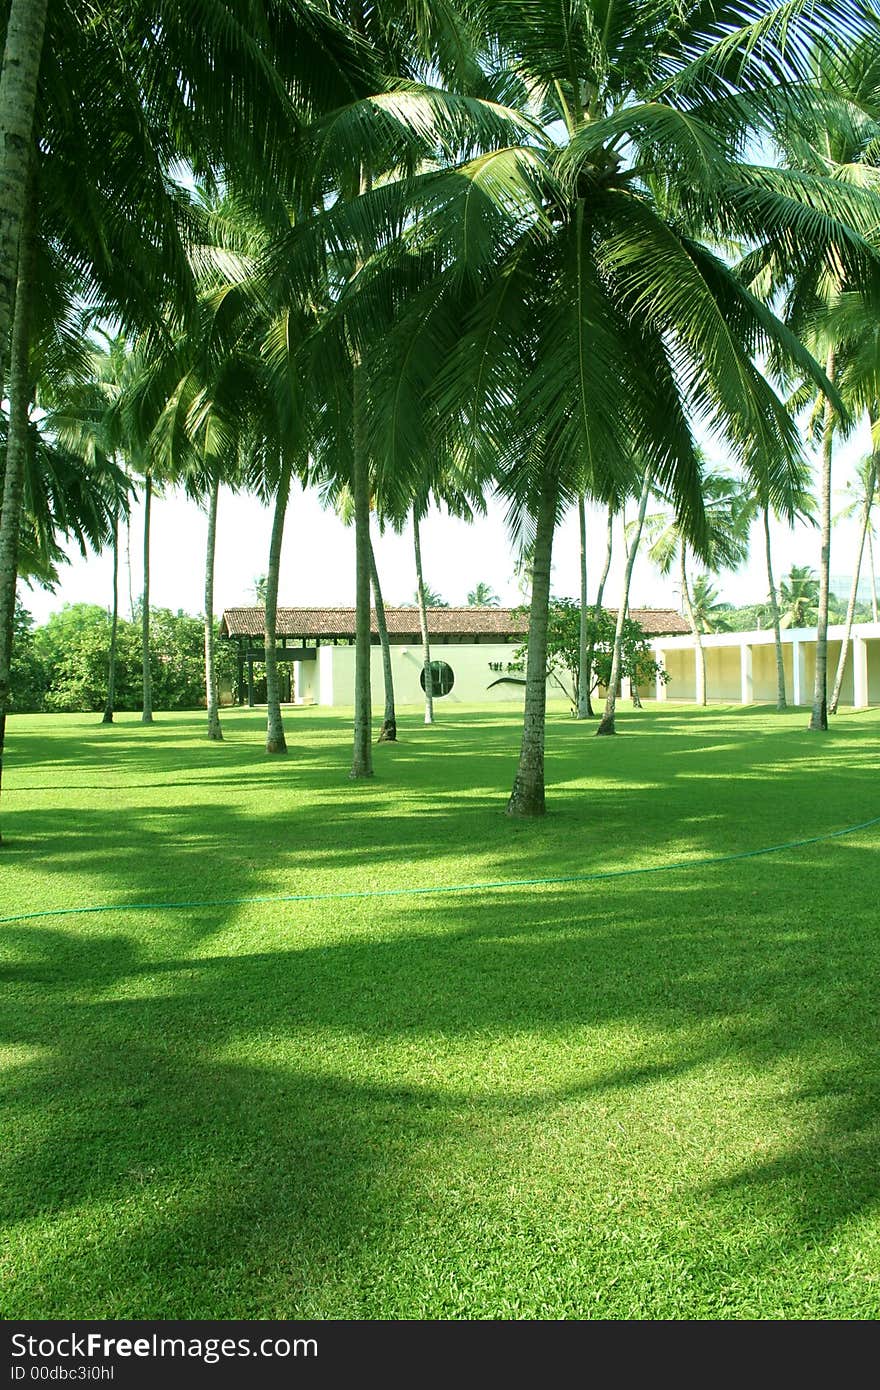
{"left": 3, "top": 835, "right": 880, "bottom": 1317}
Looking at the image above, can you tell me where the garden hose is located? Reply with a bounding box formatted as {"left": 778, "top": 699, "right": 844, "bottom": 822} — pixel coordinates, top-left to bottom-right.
{"left": 2, "top": 812, "right": 879, "bottom": 927}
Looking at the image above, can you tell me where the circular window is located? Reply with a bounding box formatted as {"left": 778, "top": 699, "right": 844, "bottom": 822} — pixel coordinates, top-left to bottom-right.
{"left": 420, "top": 660, "right": 454, "bottom": 697}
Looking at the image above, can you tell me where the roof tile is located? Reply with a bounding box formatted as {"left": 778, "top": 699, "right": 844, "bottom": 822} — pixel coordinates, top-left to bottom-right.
{"left": 220, "top": 606, "right": 689, "bottom": 639}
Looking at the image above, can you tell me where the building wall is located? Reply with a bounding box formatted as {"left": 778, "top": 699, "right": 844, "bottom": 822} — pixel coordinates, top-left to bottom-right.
{"left": 869, "top": 642, "right": 880, "bottom": 704}
{"left": 704, "top": 645, "right": 741, "bottom": 701}
{"left": 751, "top": 643, "right": 791, "bottom": 702}
{"left": 663, "top": 648, "right": 696, "bottom": 700}
{"left": 320, "top": 642, "right": 547, "bottom": 708}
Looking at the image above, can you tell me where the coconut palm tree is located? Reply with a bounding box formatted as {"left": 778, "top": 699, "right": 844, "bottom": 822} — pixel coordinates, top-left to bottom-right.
{"left": 830, "top": 445, "right": 879, "bottom": 712}
{"left": 467, "top": 581, "right": 499, "bottom": 606}
{"left": 726, "top": 465, "right": 815, "bottom": 708}
{"left": 744, "top": 34, "right": 880, "bottom": 729}
{"left": 689, "top": 575, "right": 733, "bottom": 633}
{"left": 597, "top": 464, "right": 654, "bottom": 735}
{"left": 836, "top": 451, "right": 880, "bottom": 622}
{"left": 364, "top": 0, "right": 876, "bottom": 813}
{"left": 779, "top": 565, "right": 821, "bottom": 628}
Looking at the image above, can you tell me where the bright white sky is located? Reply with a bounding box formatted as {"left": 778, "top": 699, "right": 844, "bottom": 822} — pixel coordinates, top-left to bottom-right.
{"left": 20, "top": 417, "right": 874, "bottom": 626}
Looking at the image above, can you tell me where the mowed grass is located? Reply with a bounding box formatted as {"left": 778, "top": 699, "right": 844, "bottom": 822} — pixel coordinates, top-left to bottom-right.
{"left": 2, "top": 700, "right": 880, "bottom": 1320}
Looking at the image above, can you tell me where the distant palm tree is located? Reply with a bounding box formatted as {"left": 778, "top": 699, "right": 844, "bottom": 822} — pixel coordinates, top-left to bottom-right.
{"left": 689, "top": 575, "right": 733, "bottom": 633}
{"left": 836, "top": 453, "right": 879, "bottom": 623}
{"left": 830, "top": 449, "right": 879, "bottom": 712}
{"left": 779, "top": 566, "right": 820, "bottom": 629}
{"left": 467, "top": 582, "right": 499, "bottom": 607}
{"left": 414, "top": 584, "right": 449, "bottom": 609}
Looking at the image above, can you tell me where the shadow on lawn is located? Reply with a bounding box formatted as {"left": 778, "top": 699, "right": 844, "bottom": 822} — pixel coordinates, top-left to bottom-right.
{"left": 3, "top": 831, "right": 880, "bottom": 1317}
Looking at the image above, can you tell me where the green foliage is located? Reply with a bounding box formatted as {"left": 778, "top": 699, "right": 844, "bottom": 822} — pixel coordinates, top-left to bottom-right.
{"left": 24, "top": 603, "right": 235, "bottom": 714}
{"left": 518, "top": 599, "right": 665, "bottom": 712}
{"left": 8, "top": 602, "right": 47, "bottom": 713}
{"left": 467, "top": 582, "right": 499, "bottom": 607}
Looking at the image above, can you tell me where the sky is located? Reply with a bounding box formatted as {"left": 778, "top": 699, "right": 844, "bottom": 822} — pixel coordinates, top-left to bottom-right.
{"left": 20, "top": 417, "right": 874, "bottom": 628}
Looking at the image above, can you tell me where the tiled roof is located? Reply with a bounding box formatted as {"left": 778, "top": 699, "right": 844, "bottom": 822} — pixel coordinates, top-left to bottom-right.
{"left": 220, "top": 606, "right": 689, "bottom": 639}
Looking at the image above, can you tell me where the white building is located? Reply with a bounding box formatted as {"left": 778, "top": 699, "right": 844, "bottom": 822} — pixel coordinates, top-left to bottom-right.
{"left": 652, "top": 622, "right": 880, "bottom": 707}
{"left": 220, "top": 606, "right": 690, "bottom": 708}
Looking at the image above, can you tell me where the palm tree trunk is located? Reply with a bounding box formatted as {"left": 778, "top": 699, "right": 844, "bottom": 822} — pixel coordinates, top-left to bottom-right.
{"left": 810, "top": 349, "right": 836, "bottom": 731}
{"left": 141, "top": 473, "right": 153, "bottom": 723}
{"left": 0, "top": 0, "right": 48, "bottom": 398}
{"left": 507, "top": 468, "right": 557, "bottom": 817}
{"left": 830, "top": 455, "right": 875, "bottom": 715}
{"left": 413, "top": 509, "right": 434, "bottom": 726}
{"left": 370, "top": 535, "right": 396, "bottom": 742}
{"left": 868, "top": 526, "right": 879, "bottom": 624}
{"left": 204, "top": 475, "right": 223, "bottom": 741}
{"left": 126, "top": 514, "right": 135, "bottom": 620}
{"left": 576, "top": 493, "right": 589, "bottom": 719}
{"left": 763, "top": 505, "right": 786, "bottom": 710}
{"left": 0, "top": 155, "right": 36, "bottom": 844}
{"left": 265, "top": 460, "right": 290, "bottom": 755}
{"left": 350, "top": 363, "right": 373, "bottom": 777}
{"left": 584, "top": 505, "right": 614, "bottom": 716}
{"left": 597, "top": 470, "right": 651, "bottom": 735}
{"left": 102, "top": 511, "right": 119, "bottom": 724}
{"left": 679, "top": 544, "right": 706, "bottom": 706}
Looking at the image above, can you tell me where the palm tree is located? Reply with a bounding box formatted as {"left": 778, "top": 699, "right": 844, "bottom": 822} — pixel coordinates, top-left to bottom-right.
{"left": 747, "top": 35, "right": 880, "bottom": 730}
{"left": 644, "top": 474, "right": 749, "bottom": 706}
{"left": 689, "top": 575, "right": 733, "bottom": 633}
{"left": 836, "top": 451, "right": 880, "bottom": 622}
{"left": 779, "top": 566, "right": 820, "bottom": 628}
{"left": 732, "top": 466, "right": 815, "bottom": 709}
{"left": 376, "top": 0, "right": 874, "bottom": 813}
{"left": 581, "top": 502, "right": 615, "bottom": 720}
{"left": 369, "top": 534, "right": 397, "bottom": 743}
{"left": 830, "top": 446, "right": 878, "bottom": 713}
{"left": 597, "top": 465, "right": 653, "bottom": 735}
{"left": 0, "top": 0, "right": 49, "bottom": 397}
{"left": 467, "top": 581, "right": 499, "bottom": 607}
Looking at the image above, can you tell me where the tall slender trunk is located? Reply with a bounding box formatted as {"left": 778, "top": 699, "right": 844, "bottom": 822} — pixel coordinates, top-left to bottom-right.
{"left": 576, "top": 494, "right": 589, "bottom": 719}
{"left": 141, "top": 473, "right": 153, "bottom": 723}
{"left": 507, "top": 467, "right": 557, "bottom": 817}
{"left": 102, "top": 511, "right": 119, "bottom": 724}
{"left": 350, "top": 362, "right": 373, "bottom": 776}
{"left": 763, "top": 505, "right": 786, "bottom": 710}
{"left": 265, "top": 460, "right": 290, "bottom": 755}
{"left": 0, "top": 155, "right": 36, "bottom": 844}
{"left": 597, "top": 470, "right": 651, "bottom": 735}
{"left": 204, "top": 475, "right": 222, "bottom": 740}
{"left": 126, "top": 514, "right": 135, "bottom": 620}
{"left": 810, "top": 349, "right": 836, "bottom": 731}
{"left": 583, "top": 505, "right": 613, "bottom": 717}
{"left": 0, "top": 0, "right": 48, "bottom": 399}
{"left": 868, "top": 526, "right": 879, "bottom": 624}
{"left": 370, "top": 535, "right": 396, "bottom": 742}
{"left": 413, "top": 509, "right": 434, "bottom": 725}
{"left": 679, "top": 545, "right": 706, "bottom": 706}
{"left": 830, "top": 452, "right": 876, "bottom": 714}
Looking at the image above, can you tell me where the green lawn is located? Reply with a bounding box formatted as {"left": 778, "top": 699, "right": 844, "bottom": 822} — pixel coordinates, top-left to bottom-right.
{"left": 2, "top": 701, "right": 879, "bottom": 1319}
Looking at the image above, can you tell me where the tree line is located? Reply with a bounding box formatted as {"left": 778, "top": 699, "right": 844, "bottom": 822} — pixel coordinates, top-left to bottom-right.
{"left": 2, "top": 0, "right": 880, "bottom": 838}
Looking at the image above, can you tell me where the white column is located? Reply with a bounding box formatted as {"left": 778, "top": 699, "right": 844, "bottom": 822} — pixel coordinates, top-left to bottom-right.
{"left": 621, "top": 676, "right": 632, "bottom": 700}
{"left": 318, "top": 644, "right": 334, "bottom": 707}
{"left": 740, "top": 642, "right": 753, "bottom": 705}
{"left": 655, "top": 650, "right": 667, "bottom": 702}
{"left": 853, "top": 635, "right": 869, "bottom": 709}
{"left": 293, "top": 660, "right": 302, "bottom": 704}
{"left": 792, "top": 639, "right": 805, "bottom": 706}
